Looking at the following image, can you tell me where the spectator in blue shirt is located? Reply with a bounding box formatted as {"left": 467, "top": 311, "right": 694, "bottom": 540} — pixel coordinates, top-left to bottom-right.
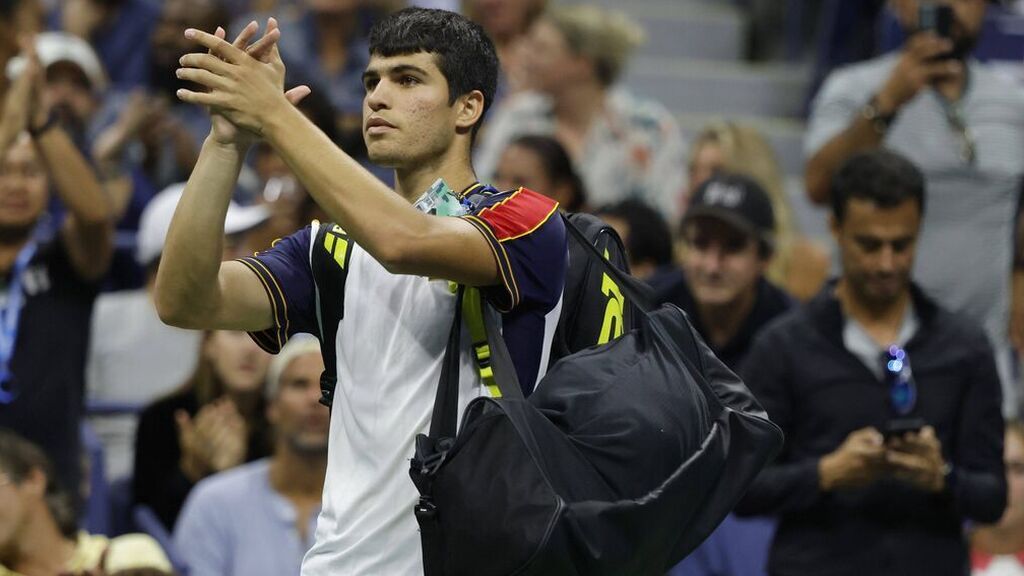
{"left": 173, "top": 336, "right": 328, "bottom": 576}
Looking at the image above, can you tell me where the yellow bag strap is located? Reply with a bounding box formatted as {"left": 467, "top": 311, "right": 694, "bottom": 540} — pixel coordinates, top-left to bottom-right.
{"left": 462, "top": 287, "right": 502, "bottom": 398}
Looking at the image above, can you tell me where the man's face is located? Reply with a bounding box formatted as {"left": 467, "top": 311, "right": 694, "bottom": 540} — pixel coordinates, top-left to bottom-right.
{"left": 682, "top": 217, "right": 766, "bottom": 307}
{"left": 0, "top": 469, "right": 42, "bottom": 561}
{"left": 268, "top": 352, "right": 330, "bottom": 455}
{"left": 832, "top": 198, "right": 921, "bottom": 308}
{"left": 893, "top": 0, "right": 987, "bottom": 59}
{"left": 44, "top": 61, "right": 98, "bottom": 131}
{"left": 362, "top": 52, "right": 461, "bottom": 169}
{"left": 0, "top": 137, "right": 49, "bottom": 234}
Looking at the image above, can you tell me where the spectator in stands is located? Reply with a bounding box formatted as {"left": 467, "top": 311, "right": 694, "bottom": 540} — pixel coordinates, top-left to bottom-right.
{"left": 463, "top": 0, "right": 546, "bottom": 97}
{"left": 87, "top": 183, "right": 269, "bottom": 481}
{"left": 493, "top": 135, "right": 586, "bottom": 212}
{"left": 595, "top": 199, "right": 676, "bottom": 291}
{"left": 91, "top": 0, "right": 229, "bottom": 193}
{"left": 972, "top": 421, "right": 1024, "bottom": 575}
{"left": 58, "top": 0, "right": 159, "bottom": 90}
{"left": 736, "top": 150, "right": 1006, "bottom": 576}
{"left": 804, "top": 0, "right": 1024, "bottom": 415}
{"left": 133, "top": 329, "right": 272, "bottom": 531}
{"left": 687, "top": 121, "right": 829, "bottom": 301}
{"left": 174, "top": 336, "right": 328, "bottom": 576}
{"left": 0, "top": 41, "right": 113, "bottom": 495}
{"left": 666, "top": 173, "right": 792, "bottom": 370}
{"left": 0, "top": 429, "right": 173, "bottom": 576}
{"left": 474, "top": 4, "right": 686, "bottom": 221}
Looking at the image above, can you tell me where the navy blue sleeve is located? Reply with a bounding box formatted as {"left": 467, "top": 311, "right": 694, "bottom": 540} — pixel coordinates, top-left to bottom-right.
{"left": 461, "top": 188, "right": 567, "bottom": 314}
{"left": 236, "top": 225, "right": 318, "bottom": 354}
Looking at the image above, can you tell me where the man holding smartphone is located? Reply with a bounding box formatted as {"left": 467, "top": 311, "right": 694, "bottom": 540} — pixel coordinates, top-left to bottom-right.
{"left": 804, "top": 0, "right": 1024, "bottom": 418}
{"left": 735, "top": 150, "right": 1006, "bottom": 576}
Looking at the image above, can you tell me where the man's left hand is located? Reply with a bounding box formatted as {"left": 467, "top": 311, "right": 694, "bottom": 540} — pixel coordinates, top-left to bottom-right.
{"left": 175, "top": 22, "right": 303, "bottom": 136}
{"left": 885, "top": 425, "right": 948, "bottom": 493}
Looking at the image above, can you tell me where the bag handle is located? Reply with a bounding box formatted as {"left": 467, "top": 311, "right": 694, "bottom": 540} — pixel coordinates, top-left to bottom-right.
{"left": 427, "top": 286, "right": 467, "bottom": 441}
{"left": 560, "top": 213, "right": 655, "bottom": 315}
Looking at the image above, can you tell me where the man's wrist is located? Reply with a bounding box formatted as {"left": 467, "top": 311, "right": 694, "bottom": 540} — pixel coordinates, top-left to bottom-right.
{"left": 260, "top": 96, "right": 301, "bottom": 146}
{"left": 204, "top": 134, "right": 251, "bottom": 157}
{"left": 861, "top": 95, "right": 898, "bottom": 135}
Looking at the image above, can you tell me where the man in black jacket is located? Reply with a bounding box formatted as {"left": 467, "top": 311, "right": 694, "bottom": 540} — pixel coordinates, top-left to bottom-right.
{"left": 735, "top": 149, "right": 1006, "bottom": 576}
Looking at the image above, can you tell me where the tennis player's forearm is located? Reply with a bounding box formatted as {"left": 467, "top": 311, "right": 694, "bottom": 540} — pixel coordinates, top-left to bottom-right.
{"left": 261, "top": 103, "right": 431, "bottom": 267}
{"left": 155, "top": 137, "right": 242, "bottom": 325}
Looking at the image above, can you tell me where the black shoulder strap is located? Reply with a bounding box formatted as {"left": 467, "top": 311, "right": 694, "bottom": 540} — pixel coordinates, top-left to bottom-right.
{"left": 309, "top": 222, "right": 354, "bottom": 408}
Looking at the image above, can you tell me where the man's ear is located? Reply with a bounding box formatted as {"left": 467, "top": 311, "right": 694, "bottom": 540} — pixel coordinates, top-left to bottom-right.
{"left": 455, "top": 90, "right": 485, "bottom": 133}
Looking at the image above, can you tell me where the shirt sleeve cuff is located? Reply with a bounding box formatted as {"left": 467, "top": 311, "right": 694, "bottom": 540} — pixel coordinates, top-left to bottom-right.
{"left": 235, "top": 256, "right": 289, "bottom": 354}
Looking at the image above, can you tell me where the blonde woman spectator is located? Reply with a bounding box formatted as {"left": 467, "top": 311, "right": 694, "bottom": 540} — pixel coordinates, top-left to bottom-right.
{"left": 687, "top": 121, "right": 829, "bottom": 301}
{"left": 132, "top": 330, "right": 272, "bottom": 531}
{"left": 972, "top": 422, "right": 1024, "bottom": 575}
{"left": 475, "top": 4, "right": 686, "bottom": 221}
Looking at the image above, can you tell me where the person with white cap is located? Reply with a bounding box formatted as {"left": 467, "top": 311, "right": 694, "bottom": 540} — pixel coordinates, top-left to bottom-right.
{"left": 85, "top": 182, "right": 269, "bottom": 481}
{"left": 173, "top": 335, "right": 329, "bottom": 576}
{"left": 0, "top": 38, "right": 113, "bottom": 495}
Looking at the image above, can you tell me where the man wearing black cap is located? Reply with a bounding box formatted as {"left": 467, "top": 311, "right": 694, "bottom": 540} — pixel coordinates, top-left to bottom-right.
{"left": 658, "top": 172, "right": 793, "bottom": 371}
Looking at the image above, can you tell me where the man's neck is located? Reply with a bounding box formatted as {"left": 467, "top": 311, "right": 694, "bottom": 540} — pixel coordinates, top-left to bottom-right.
{"left": 835, "top": 280, "right": 911, "bottom": 346}
{"left": 393, "top": 150, "right": 478, "bottom": 204}
{"left": 551, "top": 80, "right": 606, "bottom": 133}
{"left": 8, "top": 514, "right": 76, "bottom": 575}
{"left": 269, "top": 446, "right": 327, "bottom": 498}
{"left": 695, "top": 282, "right": 758, "bottom": 351}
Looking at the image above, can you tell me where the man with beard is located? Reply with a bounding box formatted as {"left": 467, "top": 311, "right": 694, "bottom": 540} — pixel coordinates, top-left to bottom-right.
{"left": 0, "top": 41, "right": 113, "bottom": 494}
{"left": 803, "top": 0, "right": 1024, "bottom": 416}
{"left": 172, "top": 336, "right": 329, "bottom": 576}
{"left": 734, "top": 150, "right": 1006, "bottom": 576}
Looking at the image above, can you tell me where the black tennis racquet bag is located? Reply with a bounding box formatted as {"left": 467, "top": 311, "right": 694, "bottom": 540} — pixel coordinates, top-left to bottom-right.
{"left": 409, "top": 215, "right": 784, "bottom": 576}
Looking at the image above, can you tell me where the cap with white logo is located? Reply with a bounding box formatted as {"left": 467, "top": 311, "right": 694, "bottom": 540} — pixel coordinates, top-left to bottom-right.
{"left": 682, "top": 173, "right": 775, "bottom": 249}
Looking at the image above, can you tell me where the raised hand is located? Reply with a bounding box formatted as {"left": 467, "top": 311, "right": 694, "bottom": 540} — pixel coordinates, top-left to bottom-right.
{"left": 875, "top": 32, "right": 963, "bottom": 114}
{"left": 179, "top": 18, "right": 310, "bottom": 146}
{"left": 0, "top": 36, "right": 41, "bottom": 151}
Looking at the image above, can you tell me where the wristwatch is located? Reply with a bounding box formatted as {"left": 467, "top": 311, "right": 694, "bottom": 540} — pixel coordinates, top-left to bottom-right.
{"left": 27, "top": 111, "right": 58, "bottom": 138}
{"left": 860, "top": 96, "right": 897, "bottom": 135}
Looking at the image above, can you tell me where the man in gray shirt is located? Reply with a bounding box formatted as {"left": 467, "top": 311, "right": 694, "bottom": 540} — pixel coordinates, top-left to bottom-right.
{"left": 804, "top": 0, "right": 1024, "bottom": 415}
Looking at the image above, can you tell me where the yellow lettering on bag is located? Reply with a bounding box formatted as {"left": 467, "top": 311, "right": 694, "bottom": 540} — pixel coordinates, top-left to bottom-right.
{"left": 598, "top": 248, "right": 625, "bottom": 344}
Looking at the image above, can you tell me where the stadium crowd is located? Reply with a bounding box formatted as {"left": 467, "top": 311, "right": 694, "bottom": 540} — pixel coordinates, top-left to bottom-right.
{"left": 0, "top": 0, "right": 1022, "bottom": 574}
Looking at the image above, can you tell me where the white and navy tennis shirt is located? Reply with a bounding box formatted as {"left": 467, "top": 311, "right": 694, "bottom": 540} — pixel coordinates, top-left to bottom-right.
{"left": 237, "top": 183, "right": 566, "bottom": 575}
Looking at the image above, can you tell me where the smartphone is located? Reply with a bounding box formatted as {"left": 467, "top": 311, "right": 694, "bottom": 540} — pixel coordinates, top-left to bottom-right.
{"left": 883, "top": 418, "right": 927, "bottom": 440}
{"left": 919, "top": 3, "right": 953, "bottom": 39}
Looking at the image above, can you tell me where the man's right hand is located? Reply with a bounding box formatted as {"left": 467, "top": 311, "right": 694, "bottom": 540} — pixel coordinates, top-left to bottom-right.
{"left": 818, "top": 427, "right": 887, "bottom": 492}
{"left": 206, "top": 19, "right": 310, "bottom": 150}
{"left": 875, "top": 32, "right": 963, "bottom": 114}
